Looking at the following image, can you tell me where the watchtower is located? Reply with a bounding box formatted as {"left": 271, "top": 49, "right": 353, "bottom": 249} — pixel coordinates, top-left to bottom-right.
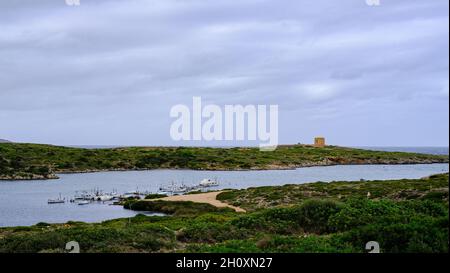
{"left": 314, "top": 137, "right": 325, "bottom": 147}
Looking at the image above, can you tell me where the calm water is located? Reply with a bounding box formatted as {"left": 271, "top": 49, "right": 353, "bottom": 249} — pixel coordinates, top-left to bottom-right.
{"left": 0, "top": 163, "right": 448, "bottom": 227}
{"left": 355, "top": 146, "right": 449, "bottom": 155}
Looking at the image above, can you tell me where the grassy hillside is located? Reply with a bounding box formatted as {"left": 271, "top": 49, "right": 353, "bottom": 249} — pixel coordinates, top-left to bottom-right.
{"left": 0, "top": 174, "right": 448, "bottom": 253}
{"left": 0, "top": 142, "right": 448, "bottom": 180}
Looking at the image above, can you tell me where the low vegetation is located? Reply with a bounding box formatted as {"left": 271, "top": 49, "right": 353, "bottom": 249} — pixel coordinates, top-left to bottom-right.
{"left": 217, "top": 173, "right": 449, "bottom": 211}
{"left": 0, "top": 174, "right": 447, "bottom": 253}
{"left": 123, "top": 200, "right": 234, "bottom": 216}
{"left": 144, "top": 194, "right": 168, "bottom": 200}
{"left": 0, "top": 143, "right": 447, "bottom": 180}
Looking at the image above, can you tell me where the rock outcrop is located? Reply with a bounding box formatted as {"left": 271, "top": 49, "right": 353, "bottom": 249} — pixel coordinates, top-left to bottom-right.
{"left": 0, "top": 173, "right": 59, "bottom": 180}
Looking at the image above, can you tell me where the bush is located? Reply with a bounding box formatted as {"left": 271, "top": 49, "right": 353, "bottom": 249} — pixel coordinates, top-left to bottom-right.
{"left": 230, "top": 208, "right": 299, "bottom": 234}
{"left": 230, "top": 201, "right": 342, "bottom": 235}
{"left": 340, "top": 216, "right": 449, "bottom": 253}
{"left": 177, "top": 222, "right": 248, "bottom": 243}
{"left": 293, "top": 200, "right": 341, "bottom": 234}
{"left": 326, "top": 198, "right": 449, "bottom": 253}
{"left": 124, "top": 200, "right": 234, "bottom": 216}
{"left": 0, "top": 232, "right": 67, "bottom": 253}
{"left": 329, "top": 199, "right": 448, "bottom": 232}
{"left": 421, "top": 191, "right": 448, "bottom": 202}
{"left": 144, "top": 193, "right": 168, "bottom": 199}
{"left": 188, "top": 235, "right": 357, "bottom": 253}
{"left": 329, "top": 199, "right": 402, "bottom": 231}
{"left": 35, "top": 222, "right": 51, "bottom": 227}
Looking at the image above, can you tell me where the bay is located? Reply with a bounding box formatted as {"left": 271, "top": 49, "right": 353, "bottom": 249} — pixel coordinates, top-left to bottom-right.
{"left": 0, "top": 162, "right": 448, "bottom": 227}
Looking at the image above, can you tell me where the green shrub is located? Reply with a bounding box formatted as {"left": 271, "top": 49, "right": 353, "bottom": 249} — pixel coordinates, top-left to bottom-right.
{"left": 124, "top": 200, "right": 233, "bottom": 216}
{"left": 340, "top": 216, "right": 449, "bottom": 253}
{"left": 0, "top": 232, "right": 67, "bottom": 253}
{"left": 35, "top": 222, "right": 51, "bottom": 227}
{"left": 329, "top": 199, "right": 405, "bottom": 231}
{"left": 177, "top": 222, "right": 248, "bottom": 243}
{"left": 329, "top": 199, "right": 448, "bottom": 232}
{"left": 293, "top": 200, "right": 341, "bottom": 234}
{"left": 144, "top": 193, "right": 168, "bottom": 199}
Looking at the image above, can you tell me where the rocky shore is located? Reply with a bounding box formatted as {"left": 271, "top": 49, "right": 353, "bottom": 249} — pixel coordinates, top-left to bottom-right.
{"left": 0, "top": 173, "right": 59, "bottom": 180}
{"left": 2, "top": 157, "right": 447, "bottom": 181}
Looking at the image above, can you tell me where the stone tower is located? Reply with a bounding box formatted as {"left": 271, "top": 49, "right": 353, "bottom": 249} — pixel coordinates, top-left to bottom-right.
{"left": 314, "top": 137, "right": 325, "bottom": 147}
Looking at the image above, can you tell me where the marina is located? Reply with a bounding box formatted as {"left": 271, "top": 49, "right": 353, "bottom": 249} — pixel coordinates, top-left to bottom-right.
{"left": 47, "top": 179, "right": 221, "bottom": 207}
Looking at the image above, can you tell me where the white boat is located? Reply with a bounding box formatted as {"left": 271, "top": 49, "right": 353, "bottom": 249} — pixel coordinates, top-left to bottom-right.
{"left": 159, "top": 186, "right": 172, "bottom": 192}
{"left": 120, "top": 193, "right": 141, "bottom": 199}
{"left": 199, "top": 178, "right": 219, "bottom": 187}
{"left": 171, "top": 186, "right": 190, "bottom": 194}
{"left": 110, "top": 190, "right": 121, "bottom": 199}
{"left": 159, "top": 182, "right": 176, "bottom": 192}
{"left": 48, "top": 194, "right": 65, "bottom": 204}
{"left": 78, "top": 200, "right": 90, "bottom": 205}
{"left": 159, "top": 183, "right": 193, "bottom": 195}
{"left": 95, "top": 195, "right": 114, "bottom": 201}
{"left": 159, "top": 181, "right": 191, "bottom": 194}
{"left": 74, "top": 191, "right": 95, "bottom": 200}
{"left": 124, "top": 187, "right": 151, "bottom": 196}
{"left": 48, "top": 199, "right": 65, "bottom": 204}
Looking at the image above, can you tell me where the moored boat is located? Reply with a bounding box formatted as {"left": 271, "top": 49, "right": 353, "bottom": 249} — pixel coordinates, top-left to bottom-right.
{"left": 199, "top": 178, "right": 219, "bottom": 187}
{"left": 48, "top": 199, "right": 65, "bottom": 204}
{"left": 48, "top": 193, "right": 65, "bottom": 204}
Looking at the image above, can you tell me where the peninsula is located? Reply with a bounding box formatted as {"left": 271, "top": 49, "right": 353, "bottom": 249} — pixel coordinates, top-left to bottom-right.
{"left": 0, "top": 142, "right": 448, "bottom": 180}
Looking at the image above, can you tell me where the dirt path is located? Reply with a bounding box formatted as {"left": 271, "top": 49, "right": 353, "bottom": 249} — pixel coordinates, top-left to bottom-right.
{"left": 155, "top": 191, "right": 246, "bottom": 213}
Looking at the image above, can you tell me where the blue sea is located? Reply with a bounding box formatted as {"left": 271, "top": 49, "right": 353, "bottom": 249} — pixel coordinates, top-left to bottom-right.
{"left": 354, "top": 146, "right": 448, "bottom": 155}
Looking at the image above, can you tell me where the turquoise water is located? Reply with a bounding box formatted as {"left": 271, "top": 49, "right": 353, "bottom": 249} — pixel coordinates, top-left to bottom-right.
{"left": 0, "top": 163, "right": 448, "bottom": 227}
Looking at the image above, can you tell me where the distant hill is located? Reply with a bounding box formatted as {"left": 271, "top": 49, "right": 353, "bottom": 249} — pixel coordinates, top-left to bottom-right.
{"left": 0, "top": 142, "right": 448, "bottom": 180}
{"left": 0, "top": 139, "right": 11, "bottom": 143}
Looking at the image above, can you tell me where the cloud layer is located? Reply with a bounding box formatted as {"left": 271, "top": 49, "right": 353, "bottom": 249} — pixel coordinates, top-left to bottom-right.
{"left": 0, "top": 0, "right": 448, "bottom": 146}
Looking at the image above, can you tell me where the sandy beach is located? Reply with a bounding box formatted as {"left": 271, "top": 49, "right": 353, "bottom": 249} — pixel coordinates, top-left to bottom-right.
{"left": 154, "top": 191, "right": 246, "bottom": 213}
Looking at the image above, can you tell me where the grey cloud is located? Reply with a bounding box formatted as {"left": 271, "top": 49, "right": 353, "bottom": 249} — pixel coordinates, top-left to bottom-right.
{"left": 0, "top": 0, "right": 448, "bottom": 146}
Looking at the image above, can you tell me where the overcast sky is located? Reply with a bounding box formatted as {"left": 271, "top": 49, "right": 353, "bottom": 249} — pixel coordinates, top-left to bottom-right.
{"left": 0, "top": 0, "right": 448, "bottom": 147}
